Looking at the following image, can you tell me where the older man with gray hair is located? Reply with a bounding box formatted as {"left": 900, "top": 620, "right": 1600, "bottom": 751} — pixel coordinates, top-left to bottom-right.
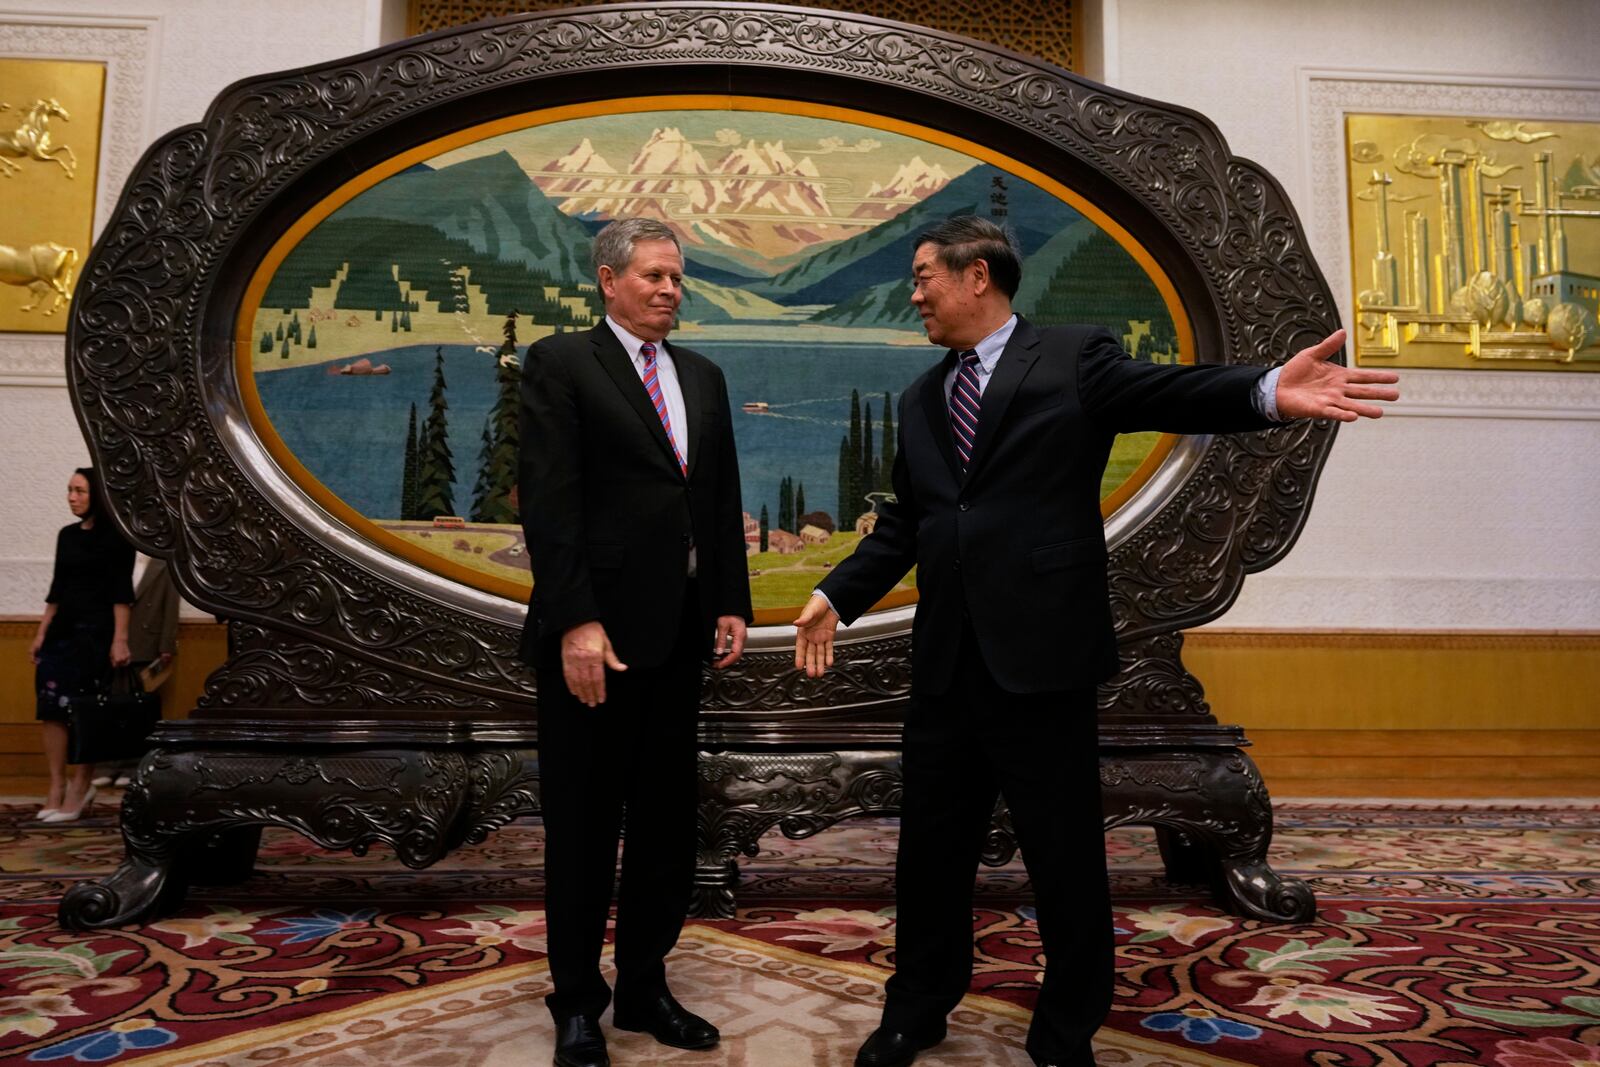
{"left": 519, "top": 217, "right": 753, "bottom": 1067}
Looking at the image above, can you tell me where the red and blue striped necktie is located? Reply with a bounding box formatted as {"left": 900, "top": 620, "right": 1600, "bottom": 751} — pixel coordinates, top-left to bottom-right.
{"left": 949, "top": 349, "right": 982, "bottom": 472}
{"left": 640, "top": 342, "right": 687, "bottom": 476}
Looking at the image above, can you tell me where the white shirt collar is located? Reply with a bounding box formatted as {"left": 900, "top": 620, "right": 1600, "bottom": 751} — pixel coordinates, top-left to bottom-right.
{"left": 964, "top": 314, "right": 1018, "bottom": 375}
{"left": 606, "top": 315, "right": 666, "bottom": 364}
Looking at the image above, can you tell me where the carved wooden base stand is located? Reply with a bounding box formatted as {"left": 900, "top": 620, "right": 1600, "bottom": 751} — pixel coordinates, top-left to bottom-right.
{"left": 60, "top": 732, "right": 1313, "bottom": 930}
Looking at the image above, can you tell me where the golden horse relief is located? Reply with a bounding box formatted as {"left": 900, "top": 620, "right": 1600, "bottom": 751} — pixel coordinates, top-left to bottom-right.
{"left": 0, "top": 241, "right": 78, "bottom": 313}
{"left": 0, "top": 98, "right": 78, "bottom": 178}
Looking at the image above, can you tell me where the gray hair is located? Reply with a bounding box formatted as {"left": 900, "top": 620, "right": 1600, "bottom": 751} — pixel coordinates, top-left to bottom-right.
{"left": 591, "top": 217, "right": 682, "bottom": 279}
{"left": 914, "top": 215, "right": 1023, "bottom": 298}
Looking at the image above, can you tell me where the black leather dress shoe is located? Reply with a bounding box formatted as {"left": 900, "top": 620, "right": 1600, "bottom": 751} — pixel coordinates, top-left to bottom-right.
{"left": 553, "top": 1014, "right": 608, "bottom": 1067}
{"left": 612, "top": 993, "right": 719, "bottom": 1050}
{"left": 853, "top": 1024, "right": 947, "bottom": 1067}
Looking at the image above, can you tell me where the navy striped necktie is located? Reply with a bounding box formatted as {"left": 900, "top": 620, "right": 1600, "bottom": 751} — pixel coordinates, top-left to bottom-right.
{"left": 949, "top": 349, "right": 982, "bottom": 472}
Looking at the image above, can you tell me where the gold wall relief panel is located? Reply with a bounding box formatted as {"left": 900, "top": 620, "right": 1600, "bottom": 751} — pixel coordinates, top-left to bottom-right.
{"left": 0, "top": 58, "right": 105, "bottom": 334}
{"left": 407, "top": 0, "right": 1081, "bottom": 72}
{"left": 1347, "top": 112, "right": 1600, "bottom": 371}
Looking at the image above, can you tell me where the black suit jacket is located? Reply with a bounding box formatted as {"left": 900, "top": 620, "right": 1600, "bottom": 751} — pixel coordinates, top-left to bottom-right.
{"left": 518, "top": 322, "right": 752, "bottom": 670}
{"left": 817, "top": 317, "right": 1273, "bottom": 695}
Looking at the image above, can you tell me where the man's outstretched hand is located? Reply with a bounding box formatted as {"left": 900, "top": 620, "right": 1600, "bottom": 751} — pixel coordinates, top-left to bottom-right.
{"left": 793, "top": 594, "right": 839, "bottom": 678}
{"left": 1275, "top": 328, "right": 1400, "bottom": 422}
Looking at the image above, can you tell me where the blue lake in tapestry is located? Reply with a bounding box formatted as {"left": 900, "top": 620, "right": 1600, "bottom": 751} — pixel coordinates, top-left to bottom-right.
{"left": 255, "top": 341, "right": 942, "bottom": 525}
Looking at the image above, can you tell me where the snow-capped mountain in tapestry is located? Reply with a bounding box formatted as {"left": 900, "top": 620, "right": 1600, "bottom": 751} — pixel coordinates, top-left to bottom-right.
{"left": 531, "top": 127, "right": 953, "bottom": 267}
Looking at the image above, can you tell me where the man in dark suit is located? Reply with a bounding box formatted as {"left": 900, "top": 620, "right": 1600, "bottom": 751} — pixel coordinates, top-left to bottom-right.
{"left": 794, "top": 216, "right": 1399, "bottom": 1067}
{"left": 519, "top": 217, "right": 753, "bottom": 1067}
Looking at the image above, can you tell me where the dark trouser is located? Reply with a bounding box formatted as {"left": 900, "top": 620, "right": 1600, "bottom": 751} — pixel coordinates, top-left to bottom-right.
{"left": 536, "top": 590, "right": 703, "bottom": 1023}
{"left": 882, "top": 623, "right": 1111, "bottom": 1065}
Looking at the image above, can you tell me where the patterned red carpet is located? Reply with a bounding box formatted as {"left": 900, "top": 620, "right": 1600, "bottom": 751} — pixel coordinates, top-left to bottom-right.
{"left": 1, "top": 798, "right": 1596, "bottom": 1065}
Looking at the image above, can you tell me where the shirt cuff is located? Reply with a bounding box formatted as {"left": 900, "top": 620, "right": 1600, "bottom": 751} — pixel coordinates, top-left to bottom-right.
{"left": 1253, "top": 365, "right": 1285, "bottom": 422}
{"left": 809, "top": 589, "right": 839, "bottom": 620}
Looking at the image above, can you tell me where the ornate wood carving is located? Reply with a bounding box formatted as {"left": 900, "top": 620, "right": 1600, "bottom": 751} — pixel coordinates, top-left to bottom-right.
{"left": 408, "top": 0, "right": 1081, "bottom": 72}
{"left": 61, "top": 4, "right": 1327, "bottom": 928}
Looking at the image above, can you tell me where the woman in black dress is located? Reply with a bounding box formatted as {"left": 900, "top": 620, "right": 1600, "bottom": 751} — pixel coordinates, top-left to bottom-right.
{"left": 28, "top": 468, "right": 134, "bottom": 822}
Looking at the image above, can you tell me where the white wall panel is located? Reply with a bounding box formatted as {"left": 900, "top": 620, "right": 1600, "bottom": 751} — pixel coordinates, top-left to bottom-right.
{"left": 1099, "top": 0, "right": 1599, "bottom": 630}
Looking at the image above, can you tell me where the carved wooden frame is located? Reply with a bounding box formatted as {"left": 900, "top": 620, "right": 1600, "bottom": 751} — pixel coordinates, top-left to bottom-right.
{"left": 63, "top": 3, "right": 1331, "bottom": 927}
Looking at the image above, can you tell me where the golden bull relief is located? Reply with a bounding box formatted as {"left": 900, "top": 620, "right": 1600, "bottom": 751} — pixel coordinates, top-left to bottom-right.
{"left": 1346, "top": 112, "right": 1600, "bottom": 371}
{"left": 0, "top": 59, "right": 103, "bottom": 333}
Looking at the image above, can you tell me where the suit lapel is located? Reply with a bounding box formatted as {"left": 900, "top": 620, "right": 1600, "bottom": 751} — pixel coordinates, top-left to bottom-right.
{"left": 918, "top": 349, "right": 961, "bottom": 482}
{"left": 964, "top": 317, "right": 1041, "bottom": 482}
{"left": 591, "top": 323, "right": 683, "bottom": 477}
{"left": 668, "top": 340, "right": 706, "bottom": 480}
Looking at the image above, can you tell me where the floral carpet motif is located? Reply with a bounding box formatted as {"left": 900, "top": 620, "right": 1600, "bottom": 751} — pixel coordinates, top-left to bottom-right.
{"left": 0, "top": 798, "right": 1595, "bottom": 1065}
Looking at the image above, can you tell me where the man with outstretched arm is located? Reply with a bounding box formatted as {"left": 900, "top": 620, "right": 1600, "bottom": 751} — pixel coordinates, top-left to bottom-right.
{"left": 793, "top": 215, "right": 1398, "bottom": 1067}
{"left": 520, "top": 217, "right": 753, "bottom": 1067}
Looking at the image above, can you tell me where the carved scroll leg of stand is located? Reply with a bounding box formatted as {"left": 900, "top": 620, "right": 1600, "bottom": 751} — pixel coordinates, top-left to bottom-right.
{"left": 1210, "top": 752, "right": 1316, "bottom": 923}
{"left": 60, "top": 825, "right": 266, "bottom": 928}
{"left": 59, "top": 822, "right": 196, "bottom": 930}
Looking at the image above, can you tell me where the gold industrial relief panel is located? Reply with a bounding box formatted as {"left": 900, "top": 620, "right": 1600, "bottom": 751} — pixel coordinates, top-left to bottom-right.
{"left": 1347, "top": 112, "right": 1600, "bottom": 371}
{"left": 0, "top": 58, "right": 105, "bottom": 334}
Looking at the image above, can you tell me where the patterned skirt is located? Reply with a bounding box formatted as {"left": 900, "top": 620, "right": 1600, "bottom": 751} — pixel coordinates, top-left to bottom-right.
{"left": 35, "top": 618, "right": 112, "bottom": 723}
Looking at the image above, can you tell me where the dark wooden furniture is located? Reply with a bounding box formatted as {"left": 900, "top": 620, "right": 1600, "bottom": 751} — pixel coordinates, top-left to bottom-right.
{"left": 62, "top": 3, "right": 1329, "bottom": 930}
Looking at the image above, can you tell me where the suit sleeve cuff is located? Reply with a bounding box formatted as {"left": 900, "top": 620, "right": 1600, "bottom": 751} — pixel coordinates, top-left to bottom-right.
{"left": 1252, "top": 365, "right": 1285, "bottom": 422}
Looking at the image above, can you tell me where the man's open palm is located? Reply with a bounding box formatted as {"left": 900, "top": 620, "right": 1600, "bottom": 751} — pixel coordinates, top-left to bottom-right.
{"left": 1274, "top": 328, "right": 1400, "bottom": 422}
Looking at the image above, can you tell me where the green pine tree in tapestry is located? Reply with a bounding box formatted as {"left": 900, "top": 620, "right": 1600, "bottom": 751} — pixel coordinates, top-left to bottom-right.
{"left": 415, "top": 347, "right": 455, "bottom": 520}
{"left": 469, "top": 310, "right": 522, "bottom": 525}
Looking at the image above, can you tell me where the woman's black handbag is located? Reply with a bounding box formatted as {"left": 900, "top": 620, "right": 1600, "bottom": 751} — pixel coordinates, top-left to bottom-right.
{"left": 66, "top": 668, "right": 161, "bottom": 764}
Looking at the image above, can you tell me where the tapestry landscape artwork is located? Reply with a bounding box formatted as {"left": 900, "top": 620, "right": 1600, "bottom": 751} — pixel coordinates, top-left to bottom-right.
{"left": 240, "top": 102, "right": 1182, "bottom": 617}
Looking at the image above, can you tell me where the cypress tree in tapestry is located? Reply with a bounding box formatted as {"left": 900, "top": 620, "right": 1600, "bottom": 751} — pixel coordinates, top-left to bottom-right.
{"left": 861, "top": 400, "right": 875, "bottom": 504}
{"left": 836, "top": 436, "right": 851, "bottom": 530}
{"left": 400, "top": 402, "right": 420, "bottom": 521}
{"left": 879, "top": 392, "right": 895, "bottom": 492}
{"left": 846, "top": 390, "right": 862, "bottom": 524}
{"left": 415, "top": 347, "right": 455, "bottom": 519}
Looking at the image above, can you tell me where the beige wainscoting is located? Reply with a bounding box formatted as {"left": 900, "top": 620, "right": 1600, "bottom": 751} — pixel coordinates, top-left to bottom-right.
{"left": 0, "top": 618, "right": 226, "bottom": 786}
{"left": 1185, "top": 630, "right": 1600, "bottom": 797}
{"left": 2, "top": 622, "right": 1596, "bottom": 796}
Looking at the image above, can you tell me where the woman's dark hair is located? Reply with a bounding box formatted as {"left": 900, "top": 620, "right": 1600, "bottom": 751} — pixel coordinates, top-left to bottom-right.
{"left": 74, "top": 466, "right": 102, "bottom": 522}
